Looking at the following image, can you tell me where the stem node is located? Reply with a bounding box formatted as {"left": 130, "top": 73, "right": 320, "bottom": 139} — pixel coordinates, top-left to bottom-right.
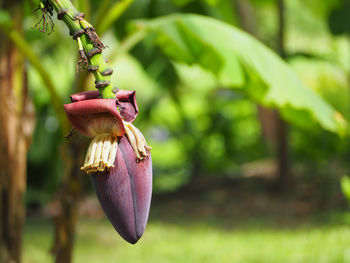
{"left": 57, "top": 8, "right": 68, "bottom": 20}
{"left": 87, "top": 48, "right": 102, "bottom": 58}
{"left": 72, "top": 29, "right": 85, "bottom": 39}
{"left": 87, "top": 65, "right": 99, "bottom": 72}
{"left": 95, "top": 80, "right": 111, "bottom": 89}
{"left": 101, "top": 68, "right": 114, "bottom": 76}
{"left": 73, "top": 12, "right": 85, "bottom": 21}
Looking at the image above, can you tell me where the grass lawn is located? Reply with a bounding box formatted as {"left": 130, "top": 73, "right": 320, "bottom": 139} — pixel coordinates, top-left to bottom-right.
{"left": 23, "top": 200, "right": 350, "bottom": 263}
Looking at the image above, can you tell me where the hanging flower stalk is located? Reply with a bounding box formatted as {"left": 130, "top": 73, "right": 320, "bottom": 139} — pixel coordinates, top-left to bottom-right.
{"left": 42, "top": 0, "right": 152, "bottom": 244}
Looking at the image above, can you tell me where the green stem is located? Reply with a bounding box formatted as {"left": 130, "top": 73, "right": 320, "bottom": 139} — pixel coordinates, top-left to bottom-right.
{"left": 47, "top": 0, "right": 115, "bottom": 99}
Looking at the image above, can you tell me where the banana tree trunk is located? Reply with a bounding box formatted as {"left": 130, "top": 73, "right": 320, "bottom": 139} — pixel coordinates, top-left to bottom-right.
{"left": 0, "top": 1, "right": 35, "bottom": 262}
{"left": 51, "top": 140, "right": 85, "bottom": 263}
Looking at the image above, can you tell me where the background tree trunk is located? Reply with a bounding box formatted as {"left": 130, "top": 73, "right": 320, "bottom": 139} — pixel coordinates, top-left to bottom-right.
{"left": 275, "top": 0, "right": 290, "bottom": 189}
{"left": 0, "top": 1, "right": 35, "bottom": 262}
{"left": 236, "top": 0, "right": 290, "bottom": 189}
{"left": 51, "top": 140, "right": 85, "bottom": 263}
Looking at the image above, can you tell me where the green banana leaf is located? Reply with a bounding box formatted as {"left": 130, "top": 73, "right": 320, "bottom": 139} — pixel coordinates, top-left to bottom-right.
{"left": 133, "top": 14, "right": 347, "bottom": 134}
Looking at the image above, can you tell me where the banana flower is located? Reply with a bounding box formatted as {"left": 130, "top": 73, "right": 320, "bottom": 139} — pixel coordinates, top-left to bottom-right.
{"left": 64, "top": 90, "right": 152, "bottom": 244}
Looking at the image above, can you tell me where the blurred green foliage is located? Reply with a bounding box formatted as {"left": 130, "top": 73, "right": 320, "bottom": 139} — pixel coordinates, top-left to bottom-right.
{"left": 341, "top": 176, "right": 350, "bottom": 204}
{"left": 18, "top": 0, "right": 350, "bottom": 203}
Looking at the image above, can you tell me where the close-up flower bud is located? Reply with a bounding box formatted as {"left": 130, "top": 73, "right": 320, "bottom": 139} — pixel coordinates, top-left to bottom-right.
{"left": 64, "top": 90, "right": 152, "bottom": 243}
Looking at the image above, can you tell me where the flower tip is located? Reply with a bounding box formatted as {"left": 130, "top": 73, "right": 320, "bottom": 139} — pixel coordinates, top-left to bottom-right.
{"left": 123, "top": 232, "right": 143, "bottom": 245}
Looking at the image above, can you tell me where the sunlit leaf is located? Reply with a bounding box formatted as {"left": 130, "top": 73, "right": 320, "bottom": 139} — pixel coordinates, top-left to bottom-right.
{"left": 172, "top": 0, "right": 222, "bottom": 7}
{"left": 341, "top": 176, "right": 350, "bottom": 205}
{"left": 205, "top": 0, "right": 223, "bottom": 6}
{"left": 134, "top": 14, "right": 347, "bottom": 134}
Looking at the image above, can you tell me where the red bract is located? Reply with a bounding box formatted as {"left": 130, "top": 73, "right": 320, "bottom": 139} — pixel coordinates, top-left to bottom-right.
{"left": 63, "top": 90, "right": 152, "bottom": 244}
{"left": 92, "top": 136, "right": 152, "bottom": 243}
{"left": 64, "top": 90, "right": 138, "bottom": 137}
